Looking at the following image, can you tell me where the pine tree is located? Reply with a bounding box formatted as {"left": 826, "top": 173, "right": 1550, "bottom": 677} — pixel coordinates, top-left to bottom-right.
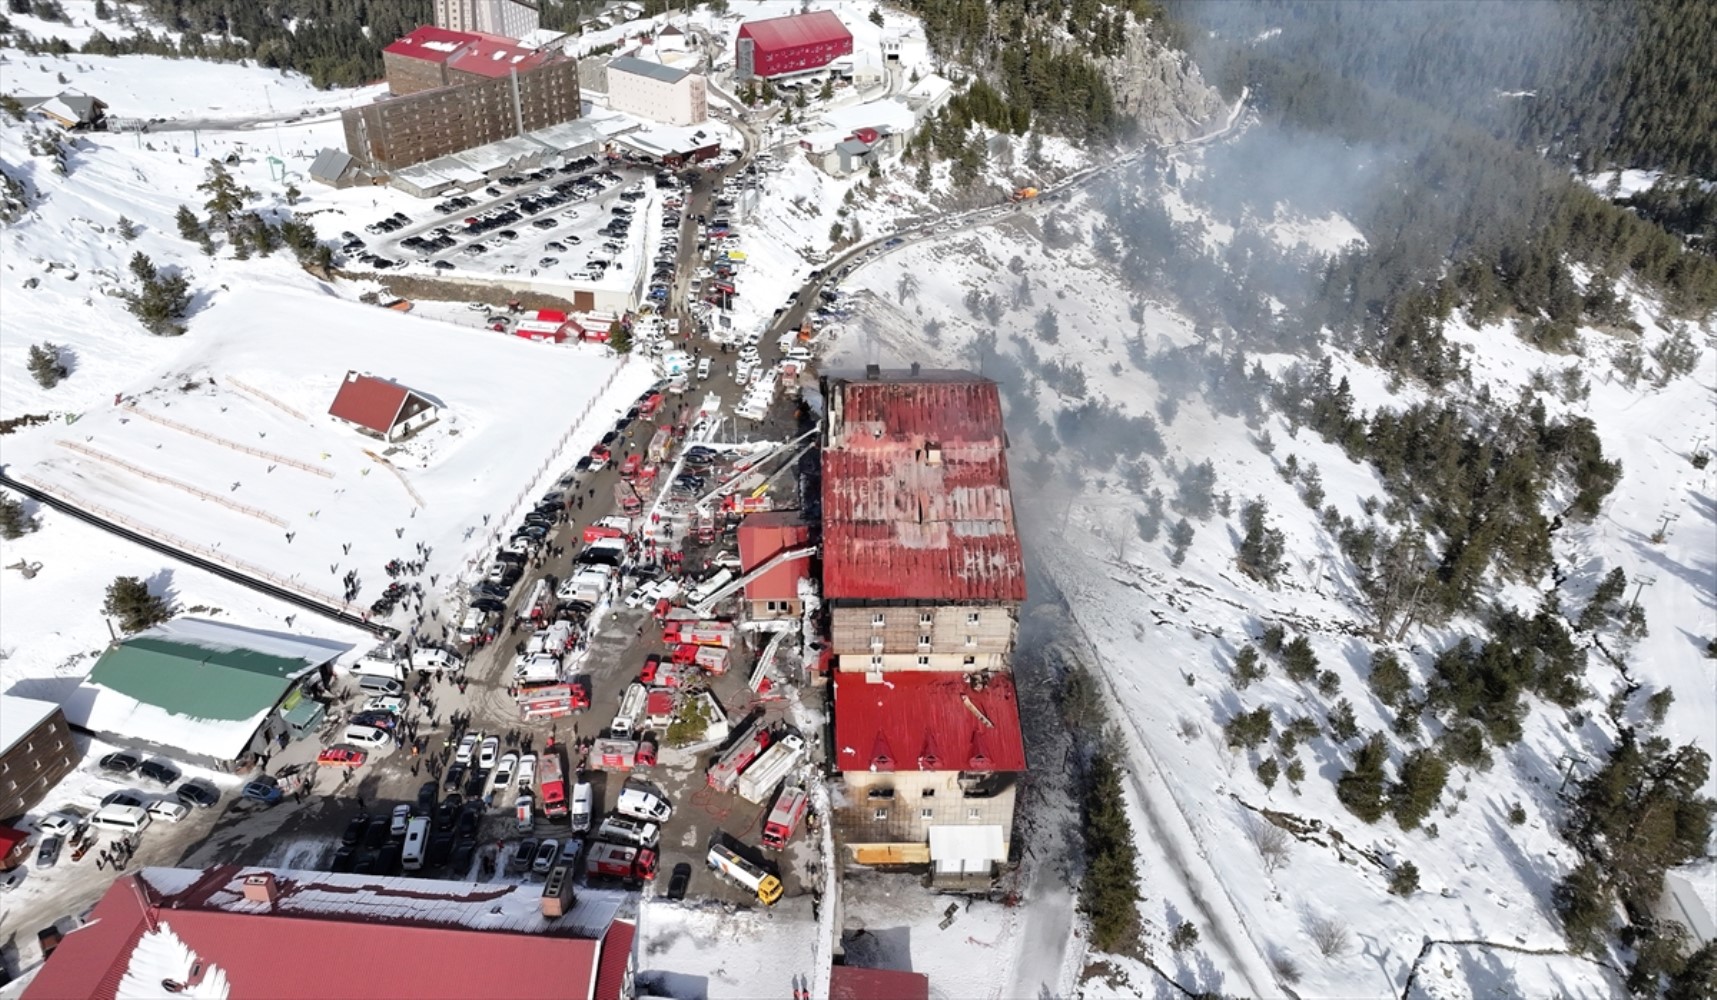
{"left": 103, "top": 575, "right": 170, "bottom": 633}
{"left": 1224, "top": 706, "right": 1272, "bottom": 750}
{"left": 1368, "top": 650, "right": 1411, "bottom": 708}
{"left": 1389, "top": 749, "right": 1449, "bottom": 829}
{"left": 0, "top": 93, "right": 25, "bottom": 122}
{"left": 1080, "top": 752, "right": 1142, "bottom": 952}
{"left": 1281, "top": 635, "right": 1319, "bottom": 682}
{"left": 1036, "top": 305, "right": 1059, "bottom": 343}
{"left": 1337, "top": 733, "right": 1389, "bottom": 823}
{"left": 174, "top": 203, "right": 205, "bottom": 241}
{"left": 128, "top": 250, "right": 155, "bottom": 283}
{"left": 1232, "top": 645, "right": 1266, "bottom": 689}
{"left": 0, "top": 491, "right": 37, "bottom": 539}
{"left": 26, "top": 341, "right": 67, "bottom": 387}
{"left": 116, "top": 214, "right": 137, "bottom": 240}
{"left": 869, "top": 7, "right": 883, "bottom": 27}
{"left": 1554, "top": 860, "right": 1613, "bottom": 953}
{"left": 284, "top": 183, "right": 301, "bottom": 206}
{"left": 1237, "top": 498, "right": 1285, "bottom": 583}
{"left": 1168, "top": 517, "right": 1194, "bottom": 566}
{"left": 1667, "top": 942, "right": 1717, "bottom": 1000}
{"left": 198, "top": 161, "right": 249, "bottom": 231}
{"left": 1389, "top": 861, "right": 1420, "bottom": 896}
{"left": 609, "top": 320, "right": 632, "bottom": 354}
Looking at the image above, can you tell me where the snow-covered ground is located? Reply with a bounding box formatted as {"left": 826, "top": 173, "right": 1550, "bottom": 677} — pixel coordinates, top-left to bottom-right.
{"left": 826, "top": 142, "right": 1715, "bottom": 995}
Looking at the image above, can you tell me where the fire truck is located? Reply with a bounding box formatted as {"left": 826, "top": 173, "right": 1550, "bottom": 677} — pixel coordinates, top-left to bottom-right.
{"left": 706, "top": 720, "right": 772, "bottom": 793}
{"left": 538, "top": 749, "right": 568, "bottom": 821}
{"left": 586, "top": 841, "right": 658, "bottom": 885}
{"left": 591, "top": 737, "right": 658, "bottom": 771}
{"left": 517, "top": 683, "right": 582, "bottom": 720}
{"left": 661, "top": 621, "right": 735, "bottom": 648}
{"left": 761, "top": 785, "right": 810, "bottom": 850}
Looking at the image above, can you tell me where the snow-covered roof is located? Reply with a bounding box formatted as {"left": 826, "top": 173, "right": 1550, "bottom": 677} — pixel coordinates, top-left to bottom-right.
{"left": 309, "top": 147, "right": 357, "bottom": 183}
{"left": 615, "top": 122, "right": 720, "bottom": 158}
{"left": 903, "top": 73, "right": 953, "bottom": 105}
{"left": 0, "top": 693, "right": 62, "bottom": 757}
{"left": 608, "top": 55, "right": 691, "bottom": 85}
{"left": 62, "top": 681, "right": 276, "bottom": 762}
{"left": 820, "top": 98, "right": 916, "bottom": 135}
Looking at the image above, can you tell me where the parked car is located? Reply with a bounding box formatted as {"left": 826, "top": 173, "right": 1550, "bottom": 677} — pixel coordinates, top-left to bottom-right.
{"left": 391, "top": 804, "right": 413, "bottom": 836}
{"left": 175, "top": 781, "right": 220, "bottom": 808}
{"left": 455, "top": 734, "right": 479, "bottom": 765}
{"left": 418, "top": 781, "right": 439, "bottom": 813}
{"left": 241, "top": 781, "right": 283, "bottom": 804}
{"left": 138, "top": 759, "right": 180, "bottom": 785}
{"left": 318, "top": 746, "right": 368, "bottom": 767}
{"left": 532, "top": 838, "right": 562, "bottom": 874}
{"left": 147, "top": 799, "right": 190, "bottom": 824}
{"left": 35, "top": 811, "right": 82, "bottom": 837}
{"left": 35, "top": 834, "right": 62, "bottom": 869}
{"left": 99, "top": 750, "right": 142, "bottom": 775}
{"left": 512, "top": 838, "right": 538, "bottom": 872}
{"left": 101, "top": 790, "right": 147, "bottom": 809}
{"left": 666, "top": 861, "right": 691, "bottom": 900}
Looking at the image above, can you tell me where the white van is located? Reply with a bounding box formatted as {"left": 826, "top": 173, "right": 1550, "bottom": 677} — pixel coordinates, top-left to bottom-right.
{"left": 457, "top": 608, "right": 489, "bottom": 643}
{"left": 89, "top": 804, "right": 152, "bottom": 835}
{"left": 352, "top": 658, "right": 406, "bottom": 682}
{"left": 596, "top": 814, "right": 659, "bottom": 848}
{"left": 571, "top": 782, "right": 594, "bottom": 833}
{"left": 412, "top": 648, "right": 463, "bottom": 674}
{"left": 402, "top": 816, "right": 430, "bottom": 871}
{"left": 342, "top": 725, "right": 391, "bottom": 748}
{"left": 616, "top": 785, "right": 672, "bottom": 823}
{"left": 357, "top": 675, "right": 404, "bottom": 697}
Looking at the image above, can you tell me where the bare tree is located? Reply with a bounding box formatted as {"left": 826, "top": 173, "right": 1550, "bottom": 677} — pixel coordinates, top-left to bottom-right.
{"left": 1305, "top": 912, "right": 1351, "bottom": 958}
{"left": 897, "top": 271, "right": 919, "bottom": 304}
{"left": 1244, "top": 813, "right": 1292, "bottom": 873}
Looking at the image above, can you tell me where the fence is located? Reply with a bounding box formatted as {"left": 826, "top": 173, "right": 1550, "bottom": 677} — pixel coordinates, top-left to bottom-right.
{"left": 227, "top": 376, "right": 310, "bottom": 422}
{"left": 363, "top": 449, "right": 427, "bottom": 508}
{"left": 56, "top": 440, "right": 290, "bottom": 528}
{"left": 460, "top": 359, "right": 633, "bottom": 580}
{"left": 123, "top": 404, "right": 333, "bottom": 478}
{"left": 12, "top": 472, "right": 365, "bottom": 619}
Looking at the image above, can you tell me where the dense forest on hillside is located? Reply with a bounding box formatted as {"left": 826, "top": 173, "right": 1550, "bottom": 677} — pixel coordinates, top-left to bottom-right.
{"left": 1161, "top": 0, "right": 1717, "bottom": 178}
{"left": 896, "top": 0, "right": 1158, "bottom": 140}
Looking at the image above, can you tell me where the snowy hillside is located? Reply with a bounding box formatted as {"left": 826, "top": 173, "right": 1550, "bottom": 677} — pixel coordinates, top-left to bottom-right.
{"left": 826, "top": 139, "right": 1715, "bottom": 996}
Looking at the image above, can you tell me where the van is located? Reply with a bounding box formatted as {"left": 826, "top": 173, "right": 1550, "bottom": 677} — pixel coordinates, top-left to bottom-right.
{"left": 402, "top": 816, "right": 430, "bottom": 871}
{"left": 412, "top": 648, "right": 463, "bottom": 674}
{"left": 457, "top": 608, "right": 488, "bottom": 643}
{"left": 596, "top": 814, "right": 659, "bottom": 848}
{"left": 343, "top": 725, "right": 391, "bottom": 748}
{"left": 571, "top": 782, "right": 594, "bottom": 833}
{"left": 89, "top": 804, "right": 152, "bottom": 835}
{"left": 616, "top": 785, "right": 672, "bottom": 823}
{"left": 352, "top": 658, "right": 406, "bottom": 682}
{"left": 357, "top": 675, "right": 404, "bottom": 697}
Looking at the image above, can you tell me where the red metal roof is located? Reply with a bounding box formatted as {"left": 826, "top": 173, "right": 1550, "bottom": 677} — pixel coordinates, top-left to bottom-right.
{"left": 593, "top": 919, "right": 635, "bottom": 1000}
{"left": 384, "top": 25, "right": 479, "bottom": 64}
{"left": 448, "top": 33, "right": 556, "bottom": 78}
{"left": 833, "top": 671, "right": 1026, "bottom": 774}
{"left": 25, "top": 868, "right": 617, "bottom": 1000}
{"left": 327, "top": 371, "right": 415, "bottom": 435}
{"left": 830, "top": 966, "right": 931, "bottom": 1000}
{"left": 737, "top": 10, "right": 852, "bottom": 52}
{"left": 820, "top": 372, "right": 1025, "bottom": 603}
{"left": 737, "top": 511, "right": 812, "bottom": 600}
{"left": 0, "top": 825, "right": 27, "bottom": 860}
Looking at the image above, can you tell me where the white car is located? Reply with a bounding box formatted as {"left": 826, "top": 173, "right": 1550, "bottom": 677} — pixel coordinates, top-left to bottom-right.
{"left": 696, "top": 357, "right": 711, "bottom": 379}
{"left": 455, "top": 734, "right": 479, "bottom": 765}
{"left": 390, "top": 804, "right": 412, "bottom": 836}
{"left": 624, "top": 584, "right": 653, "bottom": 609}
{"left": 478, "top": 736, "right": 500, "bottom": 769}
{"left": 362, "top": 695, "right": 406, "bottom": 715}
{"left": 494, "top": 752, "right": 518, "bottom": 789}
{"left": 516, "top": 754, "right": 537, "bottom": 790}
{"left": 36, "top": 811, "right": 82, "bottom": 837}
{"left": 147, "top": 799, "right": 190, "bottom": 824}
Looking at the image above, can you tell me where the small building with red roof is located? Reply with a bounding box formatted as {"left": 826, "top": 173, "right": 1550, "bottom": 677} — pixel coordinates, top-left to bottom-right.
{"left": 327, "top": 371, "right": 441, "bottom": 442}
{"left": 736, "top": 510, "right": 813, "bottom": 621}
{"left": 24, "top": 865, "right": 635, "bottom": 1000}
{"left": 0, "top": 825, "right": 32, "bottom": 871}
{"left": 737, "top": 9, "right": 853, "bottom": 80}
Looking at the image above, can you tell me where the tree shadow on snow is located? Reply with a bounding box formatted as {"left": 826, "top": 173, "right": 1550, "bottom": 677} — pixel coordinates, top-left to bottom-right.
{"left": 144, "top": 566, "right": 179, "bottom": 610}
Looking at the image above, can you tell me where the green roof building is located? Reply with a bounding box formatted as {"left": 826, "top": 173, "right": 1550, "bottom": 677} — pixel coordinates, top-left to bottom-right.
{"left": 65, "top": 619, "right": 353, "bottom": 766}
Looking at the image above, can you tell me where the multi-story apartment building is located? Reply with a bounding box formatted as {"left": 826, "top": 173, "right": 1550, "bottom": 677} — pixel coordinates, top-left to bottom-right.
{"left": 342, "top": 57, "right": 581, "bottom": 172}
{"left": 434, "top": 0, "right": 540, "bottom": 39}
{"left": 605, "top": 56, "right": 707, "bottom": 126}
{"left": 820, "top": 366, "right": 1028, "bottom": 880}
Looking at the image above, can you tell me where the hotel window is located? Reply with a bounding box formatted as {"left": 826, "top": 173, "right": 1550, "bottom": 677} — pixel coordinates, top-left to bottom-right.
{"left": 919, "top": 611, "right": 933, "bottom": 626}
{"left": 871, "top": 613, "right": 885, "bottom": 626}
{"left": 968, "top": 808, "right": 981, "bottom": 820}
{"left": 917, "top": 656, "right": 930, "bottom": 667}
{"left": 921, "top": 808, "right": 934, "bottom": 820}
{"left": 918, "top": 635, "right": 932, "bottom": 647}
{"left": 873, "top": 808, "right": 889, "bottom": 821}
{"left": 963, "top": 656, "right": 976, "bottom": 667}
{"left": 921, "top": 788, "right": 936, "bottom": 797}
{"left": 967, "top": 611, "right": 980, "bottom": 625}
{"left": 965, "top": 635, "right": 977, "bottom": 647}
{"left": 870, "top": 655, "right": 883, "bottom": 669}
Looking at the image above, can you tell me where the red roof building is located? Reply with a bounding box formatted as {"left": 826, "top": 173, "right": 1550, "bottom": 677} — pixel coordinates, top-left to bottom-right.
{"left": 819, "top": 369, "right": 1025, "bottom": 603}
{"left": 327, "top": 371, "right": 441, "bottom": 442}
{"left": 0, "top": 825, "right": 30, "bottom": 870}
{"left": 448, "top": 32, "right": 556, "bottom": 80}
{"left": 736, "top": 511, "right": 813, "bottom": 616}
{"left": 383, "top": 25, "right": 479, "bottom": 64}
{"left": 736, "top": 10, "right": 853, "bottom": 79}
{"left": 25, "top": 866, "right": 633, "bottom": 1000}
{"left": 832, "top": 671, "right": 1026, "bottom": 774}
{"left": 830, "top": 966, "right": 931, "bottom": 1000}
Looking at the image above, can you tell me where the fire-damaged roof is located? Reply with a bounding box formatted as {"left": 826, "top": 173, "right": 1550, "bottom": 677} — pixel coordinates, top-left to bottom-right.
{"left": 449, "top": 33, "right": 557, "bottom": 78}
{"left": 834, "top": 671, "right": 1026, "bottom": 773}
{"left": 820, "top": 370, "right": 1025, "bottom": 603}
{"left": 24, "top": 866, "right": 629, "bottom": 1000}
{"left": 737, "top": 9, "right": 852, "bottom": 52}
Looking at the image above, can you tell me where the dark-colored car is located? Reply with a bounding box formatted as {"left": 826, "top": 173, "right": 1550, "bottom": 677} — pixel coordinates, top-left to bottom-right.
{"left": 450, "top": 837, "right": 477, "bottom": 873}
{"left": 331, "top": 842, "right": 357, "bottom": 872}
{"left": 456, "top": 802, "right": 483, "bottom": 838}
{"left": 464, "top": 768, "right": 490, "bottom": 798}
{"left": 667, "top": 862, "right": 692, "bottom": 900}
{"left": 442, "top": 768, "right": 466, "bottom": 802}
{"left": 427, "top": 831, "right": 455, "bottom": 868}
{"left": 378, "top": 838, "right": 404, "bottom": 874}
{"left": 101, "top": 790, "right": 146, "bottom": 809}
{"left": 169, "top": 780, "right": 217, "bottom": 809}
{"left": 99, "top": 750, "right": 142, "bottom": 775}
{"left": 472, "top": 597, "right": 506, "bottom": 614}
{"left": 418, "top": 781, "right": 439, "bottom": 812}
{"left": 341, "top": 815, "right": 368, "bottom": 847}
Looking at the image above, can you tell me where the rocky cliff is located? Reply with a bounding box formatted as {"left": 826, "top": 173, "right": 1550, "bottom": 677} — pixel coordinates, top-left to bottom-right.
{"left": 1099, "top": 19, "right": 1229, "bottom": 143}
